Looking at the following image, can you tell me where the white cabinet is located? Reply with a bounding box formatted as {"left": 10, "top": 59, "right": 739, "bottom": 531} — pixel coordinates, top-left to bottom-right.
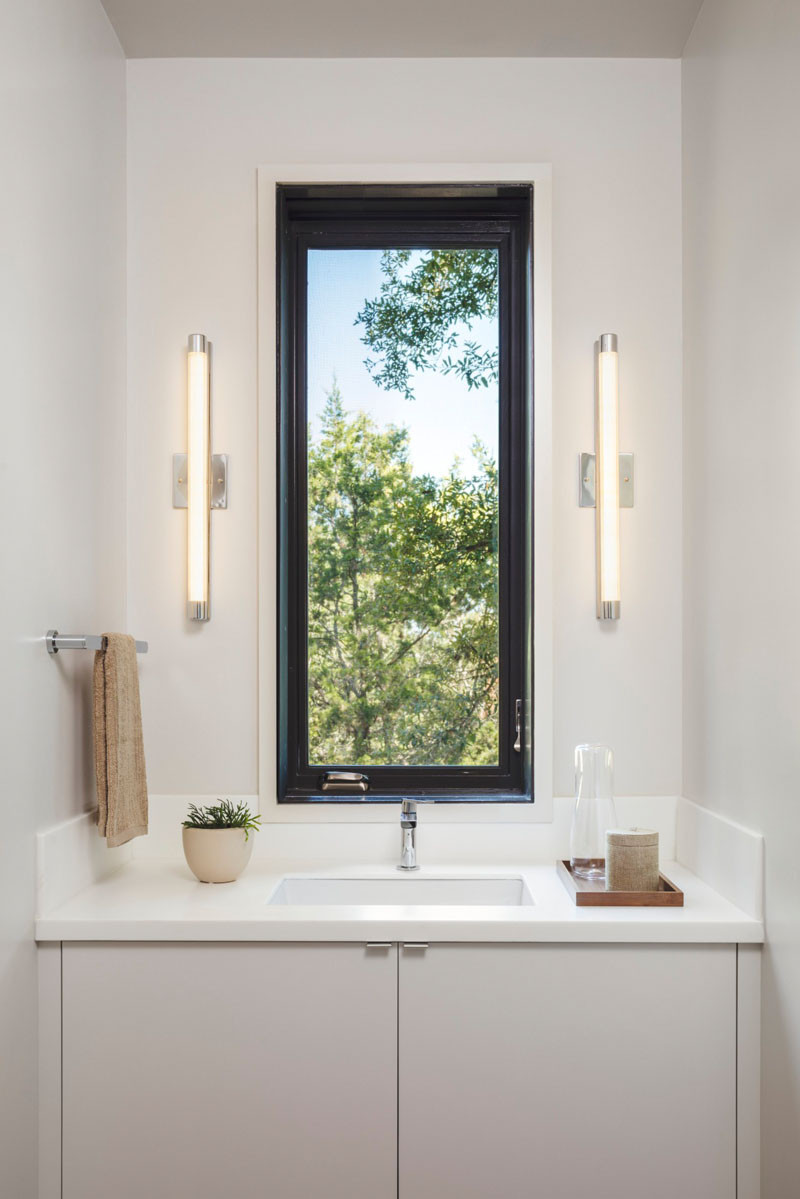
{"left": 59, "top": 941, "right": 740, "bottom": 1199}
{"left": 61, "top": 943, "right": 397, "bottom": 1199}
{"left": 398, "top": 943, "right": 736, "bottom": 1199}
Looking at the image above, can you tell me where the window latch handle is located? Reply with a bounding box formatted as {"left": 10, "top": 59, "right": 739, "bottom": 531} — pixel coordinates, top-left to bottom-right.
{"left": 513, "top": 698, "right": 522, "bottom": 754}
{"left": 319, "top": 771, "right": 370, "bottom": 794}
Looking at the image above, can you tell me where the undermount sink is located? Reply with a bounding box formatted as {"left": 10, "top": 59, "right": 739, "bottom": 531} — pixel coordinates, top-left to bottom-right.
{"left": 267, "top": 875, "right": 534, "bottom": 907}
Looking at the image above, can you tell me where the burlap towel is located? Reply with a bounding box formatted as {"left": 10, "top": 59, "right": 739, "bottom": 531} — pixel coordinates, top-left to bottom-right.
{"left": 93, "top": 633, "right": 148, "bottom": 846}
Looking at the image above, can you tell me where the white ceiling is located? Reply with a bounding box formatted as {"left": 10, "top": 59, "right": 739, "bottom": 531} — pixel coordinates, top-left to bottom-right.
{"left": 100, "top": 0, "right": 705, "bottom": 58}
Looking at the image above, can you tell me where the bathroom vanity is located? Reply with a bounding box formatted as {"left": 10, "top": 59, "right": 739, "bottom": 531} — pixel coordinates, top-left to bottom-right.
{"left": 36, "top": 859, "right": 762, "bottom": 1199}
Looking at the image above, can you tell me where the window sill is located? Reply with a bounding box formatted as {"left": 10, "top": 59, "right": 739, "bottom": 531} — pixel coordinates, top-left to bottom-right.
{"left": 279, "top": 793, "right": 533, "bottom": 805}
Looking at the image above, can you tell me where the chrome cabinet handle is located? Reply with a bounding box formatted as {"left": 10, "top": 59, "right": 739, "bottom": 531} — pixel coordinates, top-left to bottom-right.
{"left": 402, "top": 943, "right": 429, "bottom": 950}
{"left": 365, "top": 942, "right": 393, "bottom": 950}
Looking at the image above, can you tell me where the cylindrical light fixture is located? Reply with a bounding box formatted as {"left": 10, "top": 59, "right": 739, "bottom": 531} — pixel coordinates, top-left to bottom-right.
{"left": 595, "top": 333, "right": 620, "bottom": 620}
{"left": 187, "top": 333, "right": 210, "bottom": 621}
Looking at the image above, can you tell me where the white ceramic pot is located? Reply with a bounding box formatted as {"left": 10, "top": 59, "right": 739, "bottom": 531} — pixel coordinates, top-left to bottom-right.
{"left": 182, "top": 827, "right": 254, "bottom": 883}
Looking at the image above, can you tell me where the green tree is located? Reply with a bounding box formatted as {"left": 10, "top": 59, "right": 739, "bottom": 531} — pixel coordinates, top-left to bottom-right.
{"left": 355, "top": 248, "right": 499, "bottom": 400}
{"left": 308, "top": 385, "right": 498, "bottom": 766}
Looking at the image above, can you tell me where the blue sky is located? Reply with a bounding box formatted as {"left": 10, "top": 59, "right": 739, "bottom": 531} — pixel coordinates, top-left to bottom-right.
{"left": 306, "top": 249, "right": 499, "bottom": 479}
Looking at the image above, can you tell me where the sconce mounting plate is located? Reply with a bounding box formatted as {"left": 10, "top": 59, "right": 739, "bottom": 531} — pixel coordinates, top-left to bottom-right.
{"left": 578, "top": 452, "right": 634, "bottom": 508}
{"left": 172, "top": 454, "right": 228, "bottom": 509}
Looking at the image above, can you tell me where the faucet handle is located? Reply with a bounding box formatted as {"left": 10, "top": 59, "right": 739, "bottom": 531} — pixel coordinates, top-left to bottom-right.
{"left": 400, "top": 798, "right": 417, "bottom": 825}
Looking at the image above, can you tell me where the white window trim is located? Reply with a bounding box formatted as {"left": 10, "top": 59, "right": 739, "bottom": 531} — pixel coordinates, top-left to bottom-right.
{"left": 257, "top": 162, "right": 553, "bottom": 824}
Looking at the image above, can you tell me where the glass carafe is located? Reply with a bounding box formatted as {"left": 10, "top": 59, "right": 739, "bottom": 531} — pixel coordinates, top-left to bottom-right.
{"left": 570, "top": 744, "right": 618, "bottom": 881}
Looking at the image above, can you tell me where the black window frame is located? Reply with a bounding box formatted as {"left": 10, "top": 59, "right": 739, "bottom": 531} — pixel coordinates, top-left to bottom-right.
{"left": 277, "top": 183, "right": 533, "bottom": 802}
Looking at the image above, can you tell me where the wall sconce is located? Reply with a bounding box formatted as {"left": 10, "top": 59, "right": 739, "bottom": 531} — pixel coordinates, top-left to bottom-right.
{"left": 173, "top": 334, "right": 228, "bottom": 621}
{"left": 579, "top": 333, "right": 634, "bottom": 620}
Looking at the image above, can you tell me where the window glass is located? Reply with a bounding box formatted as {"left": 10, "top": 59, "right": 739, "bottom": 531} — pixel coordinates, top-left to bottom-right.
{"left": 306, "top": 248, "right": 500, "bottom": 767}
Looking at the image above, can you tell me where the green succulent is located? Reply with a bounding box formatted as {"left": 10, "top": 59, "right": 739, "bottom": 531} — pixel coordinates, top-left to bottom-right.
{"left": 182, "top": 800, "right": 262, "bottom": 841}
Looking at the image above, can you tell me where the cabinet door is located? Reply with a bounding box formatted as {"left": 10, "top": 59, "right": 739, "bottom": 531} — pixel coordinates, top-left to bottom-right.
{"left": 63, "top": 942, "right": 397, "bottom": 1199}
{"left": 399, "top": 943, "right": 736, "bottom": 1199}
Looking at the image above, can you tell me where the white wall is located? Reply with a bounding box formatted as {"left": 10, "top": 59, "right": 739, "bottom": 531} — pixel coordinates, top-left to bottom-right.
{"left": 126, "top": 56, "right": 682, "bottom": 801}
{"left": 682, "top": 2, "right": 800, "bottom": 1195}
{"left": 0, "top": 1, "right": 126, "bottom": 1192}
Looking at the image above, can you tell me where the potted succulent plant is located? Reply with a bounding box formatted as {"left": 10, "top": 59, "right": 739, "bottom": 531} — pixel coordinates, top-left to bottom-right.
{"left": 181, "top": 800, "right": 262, "bottom": 883}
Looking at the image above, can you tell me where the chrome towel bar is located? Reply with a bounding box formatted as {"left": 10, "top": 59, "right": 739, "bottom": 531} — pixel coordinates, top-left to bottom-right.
{"left": 45, "top": 631, "right": 148, "bottom": 655}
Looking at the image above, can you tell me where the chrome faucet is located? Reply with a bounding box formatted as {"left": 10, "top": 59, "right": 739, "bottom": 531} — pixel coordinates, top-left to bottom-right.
{"left": 398, "top": 799, "right": 420, "bottom": 871}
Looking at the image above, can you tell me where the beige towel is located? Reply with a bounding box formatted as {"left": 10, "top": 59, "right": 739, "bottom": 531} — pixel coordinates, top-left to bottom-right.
{"left": 93, "top": 633, "right": 148, "bottom": 846}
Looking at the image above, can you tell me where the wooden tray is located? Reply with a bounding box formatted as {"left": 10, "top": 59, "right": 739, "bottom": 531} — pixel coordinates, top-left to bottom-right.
{"left": 557, "top": 860, "right": 684, "bottom": 907}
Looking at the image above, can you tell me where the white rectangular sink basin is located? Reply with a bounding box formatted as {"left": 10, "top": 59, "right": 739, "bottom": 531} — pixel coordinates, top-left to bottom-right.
{"left": 268, "top": 875, "right": 534, "bottom": 907}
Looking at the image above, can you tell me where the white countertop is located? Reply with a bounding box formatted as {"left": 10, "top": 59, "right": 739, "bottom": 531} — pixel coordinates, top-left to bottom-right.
{"left": 35, "top": 858, "right": 764, "bottom": 943}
